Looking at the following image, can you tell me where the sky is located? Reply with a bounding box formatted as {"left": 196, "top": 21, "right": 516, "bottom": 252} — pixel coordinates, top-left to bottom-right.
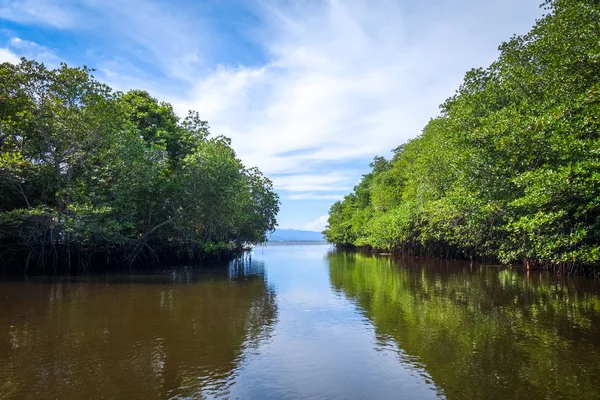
{"left": 0, "top": 0, "right": 544, "bottom": 232}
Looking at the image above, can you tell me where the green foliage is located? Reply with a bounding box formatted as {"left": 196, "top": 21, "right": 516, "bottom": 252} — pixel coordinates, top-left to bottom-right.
{"left": 0, "top": 59, "right": 279, "bottom": 272}
{"left": 324, "top": 0, "right": 600, "bottom": 272}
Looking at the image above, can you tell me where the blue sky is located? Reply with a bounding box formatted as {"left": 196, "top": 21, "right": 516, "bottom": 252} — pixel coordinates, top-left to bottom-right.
{"left": 0, "top": 0, "right": 543, "bottom": 231}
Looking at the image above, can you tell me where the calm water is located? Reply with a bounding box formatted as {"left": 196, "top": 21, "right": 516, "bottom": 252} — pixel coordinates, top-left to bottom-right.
{"left": 2, "top": 245, "right": 600, "bottom": 399}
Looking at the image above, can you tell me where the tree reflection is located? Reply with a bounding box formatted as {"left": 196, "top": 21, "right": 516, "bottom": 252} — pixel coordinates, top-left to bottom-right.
{"left": 0, "top": 259, "right": 277, "bottom": 399}
{"left": 328, "top": 251, "right": 600, "bottom": 400}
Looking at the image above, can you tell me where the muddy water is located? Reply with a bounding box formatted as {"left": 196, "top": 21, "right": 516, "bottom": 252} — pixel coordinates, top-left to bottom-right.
{"left": 1, "top": 244, "right": 599, "bottom": 399}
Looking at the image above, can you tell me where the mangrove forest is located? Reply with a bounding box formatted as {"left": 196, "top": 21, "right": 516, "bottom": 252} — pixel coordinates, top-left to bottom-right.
{"left": 324, "top": 0, "right": 600, "bottom": 274}
{"left": 0, "top": 60, "right": 279, "bottom": 273}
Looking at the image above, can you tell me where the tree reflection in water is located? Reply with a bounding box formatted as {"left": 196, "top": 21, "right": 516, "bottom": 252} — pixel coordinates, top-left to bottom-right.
{"left": 328, "top": 251, "right": 600, "bottom": 400}
{"left": 0, "top": 258, "right": 277, "bottom": 399}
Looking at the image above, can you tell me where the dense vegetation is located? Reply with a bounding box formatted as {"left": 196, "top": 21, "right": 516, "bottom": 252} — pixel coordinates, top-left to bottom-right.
{"left": 0, "top": 59, "right": 279, "bottom": 273}
{"left": 324, "top": 0, "right": 600, "bottom": 273}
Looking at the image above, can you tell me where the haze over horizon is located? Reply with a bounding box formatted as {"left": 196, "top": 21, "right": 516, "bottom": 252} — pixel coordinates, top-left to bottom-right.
{"left": 0, "top": 0, "right": 544, "bottom": 231}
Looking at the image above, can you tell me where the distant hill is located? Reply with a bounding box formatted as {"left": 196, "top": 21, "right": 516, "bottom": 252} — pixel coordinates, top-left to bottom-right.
{"left": 268, "top": 229, "right": 325, "bottom": 242}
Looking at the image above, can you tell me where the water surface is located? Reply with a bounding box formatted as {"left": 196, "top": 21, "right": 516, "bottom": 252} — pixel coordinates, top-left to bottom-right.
{"left": 1, "top": 245, "right": 599, "bottom": 399}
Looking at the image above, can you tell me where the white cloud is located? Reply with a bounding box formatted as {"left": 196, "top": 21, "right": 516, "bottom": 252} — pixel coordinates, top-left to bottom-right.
{"left": 304, "top": 215, "right": 329, "bottom": 232}
{"left": 171, "top": 0, "right": 542, "bottom": 198}
{"left": 0, "top": 47, "right": 19, "bottom": 63}
{"left": 7, "top": 37, "right": 60, "bottom": 65}
{"left": 0, "top": 37, "right": 59, "bottom": 66}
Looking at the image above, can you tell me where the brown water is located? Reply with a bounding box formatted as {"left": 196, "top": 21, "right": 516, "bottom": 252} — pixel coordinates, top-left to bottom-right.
{"left": 1, "top": 245, "right": 600, "bottom": 399}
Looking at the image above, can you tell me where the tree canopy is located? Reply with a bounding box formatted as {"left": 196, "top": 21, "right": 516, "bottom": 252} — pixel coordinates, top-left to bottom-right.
{"left": 0, "top": 59, "right": 279, "bottom": 272}
{"left": 324, "top": 0, "right": 600, "bottom": 273}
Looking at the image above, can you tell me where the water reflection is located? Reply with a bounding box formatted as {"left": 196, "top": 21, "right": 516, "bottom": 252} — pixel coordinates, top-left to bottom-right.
{"left": 328, "top": 251, "right": 600, "bottom": 399}
{"left": 0, "top": 259, "right": 277, "bottom": 400}
{"left": 3, "top": 246, "right": 600, "bottom": 400}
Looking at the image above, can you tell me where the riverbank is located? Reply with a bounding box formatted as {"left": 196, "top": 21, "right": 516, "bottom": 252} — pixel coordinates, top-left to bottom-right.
{"left": 330, "top": 243, "right": 599, "bottom": 277}
{"left": 0, "top": 239, "right": 253, "bottom": 275}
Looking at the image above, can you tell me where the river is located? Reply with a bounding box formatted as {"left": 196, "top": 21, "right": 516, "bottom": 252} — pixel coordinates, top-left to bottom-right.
{"left": 1, "top": 244, "right": 600, "bottom": 399}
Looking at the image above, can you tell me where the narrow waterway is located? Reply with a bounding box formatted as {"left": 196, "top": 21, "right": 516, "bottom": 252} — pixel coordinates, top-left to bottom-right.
{"left": 1, "top": 244, "right": 599, "bottom": 399}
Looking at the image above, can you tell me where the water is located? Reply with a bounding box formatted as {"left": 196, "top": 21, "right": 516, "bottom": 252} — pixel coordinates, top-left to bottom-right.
{"left": 1, "top": 245, "right": 600, "bottom": 399}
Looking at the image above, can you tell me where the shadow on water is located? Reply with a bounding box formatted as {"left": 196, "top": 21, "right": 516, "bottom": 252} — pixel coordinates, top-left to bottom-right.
{"left": 327, "top": 250, "right": 600, "bottom": 400}
{"left": 0, "top": 257, "right": 277, "bottom": 400}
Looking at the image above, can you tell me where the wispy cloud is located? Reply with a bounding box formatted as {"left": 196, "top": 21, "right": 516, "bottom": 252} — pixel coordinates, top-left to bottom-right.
{"left": 0, "top": 36, "right": 59, "bottom": 66}
{"left": 82, "top": 0, "right": 211, "bottom": 81}
{"left": 0, "top": 0, "right": 213, "bottom": 80}
{"left": 0, "top": 0, "right": 80, "bottom": 28}
{"left": 173, "top": 0, "right": 542, "bottom": 200}
{"left": 8, "top": 37, "right": 59, "bottom": 65}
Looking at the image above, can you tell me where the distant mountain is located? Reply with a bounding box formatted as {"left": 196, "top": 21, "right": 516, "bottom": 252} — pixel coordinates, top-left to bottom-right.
{"left": 268, "top": 229, "right": 325, "bottom": 242}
